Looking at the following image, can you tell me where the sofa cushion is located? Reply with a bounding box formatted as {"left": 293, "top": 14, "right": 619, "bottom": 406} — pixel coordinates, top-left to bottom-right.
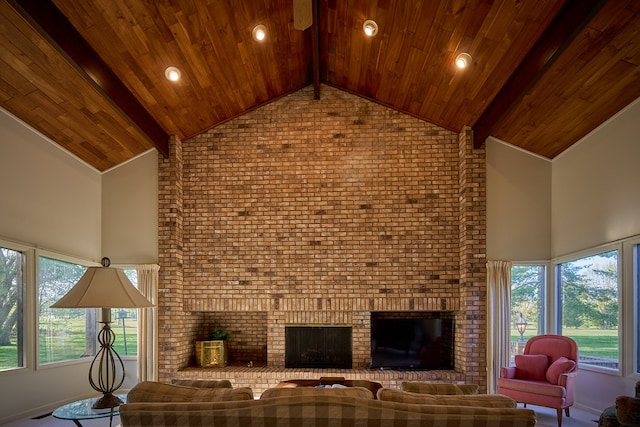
{"left": 127, "top": 381, "right": 254, "bottom": 403}
{"left": 400, "top": 382, "right": 479, "bottom": 395}
{"left": 260, "top": 386, "right": 374, "bottom": 400}
{"left": 515, "top": 354, "right": 549, "bottom": 381}
{"left": 120, "top": 395, "right": 538, "bottom": 427}
{"left": 171, "top": 379, "right": 233, "bottom": 389}
{"left": 545, "top": 356, "right": 576, "bottom": 385}
{"left": 377, "top": 388, "right": 516, "bottom": 408}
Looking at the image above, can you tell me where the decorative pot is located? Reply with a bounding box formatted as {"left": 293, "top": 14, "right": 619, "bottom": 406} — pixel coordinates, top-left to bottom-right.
{"left": 195, "top": 340, "right": 228, "bottom": 367}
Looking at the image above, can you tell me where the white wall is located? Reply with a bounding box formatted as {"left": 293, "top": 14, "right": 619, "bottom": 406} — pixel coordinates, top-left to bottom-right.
{"left": 102, "top": 150, "right": 158, "bottom": 264}
{"left": 0, "top": 109, "right": 101, "bottom": 260}
{"left": 552, "top": 98, "right": 640, "bottom": 257}
{"left": 551, "top": 98, "right": 640, "bottom": 411}
{"left": 486, "top": 139, "right": 551, "bottom": 261}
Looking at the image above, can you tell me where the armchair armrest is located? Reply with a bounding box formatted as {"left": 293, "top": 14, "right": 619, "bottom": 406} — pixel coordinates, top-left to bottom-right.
{"left": 558, "top": 371, "right": 577, "bottom": 404}
{"left": 500, "top": 366, "right": 516, "bottom": 379}
{"left": 557, "top": 371, "right": 577, "bottom": 387}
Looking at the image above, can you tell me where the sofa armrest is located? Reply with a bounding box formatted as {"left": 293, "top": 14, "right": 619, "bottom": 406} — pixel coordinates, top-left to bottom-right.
{"left": 501, "top": 366, "right": 516, "bottom": 379}
{"left": 127, "top": 381, "right": 254, "bottom": 403}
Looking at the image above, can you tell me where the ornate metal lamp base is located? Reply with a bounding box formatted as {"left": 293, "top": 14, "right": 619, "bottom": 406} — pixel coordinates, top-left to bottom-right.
{"left": 92, "top": 392, "right": 124, "bottom": 409}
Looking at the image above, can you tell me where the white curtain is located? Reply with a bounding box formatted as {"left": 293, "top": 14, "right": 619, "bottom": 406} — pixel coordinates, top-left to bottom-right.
{"left": 136, "top": 264, "right": 159, "bottom": 382}
{"left": 486, "top": 260, "right": 512, "bottom": 393}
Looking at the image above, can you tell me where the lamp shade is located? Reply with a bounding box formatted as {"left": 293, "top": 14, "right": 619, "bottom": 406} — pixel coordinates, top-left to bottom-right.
{"left": 51, "top": 267, "right": 153, "bottom": 308}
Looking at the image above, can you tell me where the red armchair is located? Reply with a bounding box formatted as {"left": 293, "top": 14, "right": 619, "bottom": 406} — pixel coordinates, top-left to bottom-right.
{"left": 497, "top": 334, "right": 578, "bottom": 427}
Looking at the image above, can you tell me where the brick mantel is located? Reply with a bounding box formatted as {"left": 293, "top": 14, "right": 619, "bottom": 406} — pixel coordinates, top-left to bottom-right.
{"left": 158, "top": 85, "right": 487, "bottom": 391}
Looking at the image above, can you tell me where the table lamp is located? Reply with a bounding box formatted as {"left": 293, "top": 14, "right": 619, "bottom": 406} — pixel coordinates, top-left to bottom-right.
{"left": 51, "top": 257, "right": 153, "bottom": 409}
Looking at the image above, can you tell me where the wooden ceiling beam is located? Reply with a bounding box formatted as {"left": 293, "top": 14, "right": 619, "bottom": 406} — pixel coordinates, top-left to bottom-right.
{"left": 312, "top": 0, "right": 321, "bottom": 99}
{"left": 472, "top": 0, "right": 608, "bottom": 149}
{"left": 9, "top": 0, "right": 170, "bottom": 158}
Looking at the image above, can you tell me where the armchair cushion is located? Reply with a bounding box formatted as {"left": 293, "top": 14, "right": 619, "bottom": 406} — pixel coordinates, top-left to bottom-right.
{"left": 497, "top": 378, "right": 567, "bottom": 398}
{"left": 545, "top": 356, "right": 576, "bottom": 385}
{"left": 515, "top": 354, "right": 549, "bottom": 381}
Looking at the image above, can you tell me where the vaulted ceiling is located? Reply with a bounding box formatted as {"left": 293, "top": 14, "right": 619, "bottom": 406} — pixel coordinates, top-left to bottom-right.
{"left": 1, "top": 0, "right": 639, "bottom": 172}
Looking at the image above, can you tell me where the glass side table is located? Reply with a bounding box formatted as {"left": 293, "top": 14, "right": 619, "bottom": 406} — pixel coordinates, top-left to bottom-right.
{"left": 52, "top": 394, "right": 126, "bottom": 427}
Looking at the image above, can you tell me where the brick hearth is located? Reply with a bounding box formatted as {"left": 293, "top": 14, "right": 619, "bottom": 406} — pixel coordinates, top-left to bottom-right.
{"left": 157, "top": 85, "right": 486, "bottom": 391}
{"left": 173, "top": 366, "right": 469, "bottom": 398}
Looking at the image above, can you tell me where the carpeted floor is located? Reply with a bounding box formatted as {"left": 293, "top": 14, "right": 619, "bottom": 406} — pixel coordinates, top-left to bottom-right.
{"left": 527, "top": 405, "right": 600, "bottom": 427}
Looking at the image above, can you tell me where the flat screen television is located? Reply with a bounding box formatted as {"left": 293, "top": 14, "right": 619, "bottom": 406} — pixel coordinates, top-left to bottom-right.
{"left": 370, "top": 313, "right": 454, "bottom": 370}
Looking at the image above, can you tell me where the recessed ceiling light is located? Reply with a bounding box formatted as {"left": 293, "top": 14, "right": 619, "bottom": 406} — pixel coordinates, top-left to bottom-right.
{"left": 164, "top": 66, "right": 181, "bottom": 82}
{"left": 252, "top": 24, "right": 267, "bottom": 41}
{"left": 363, "top": 19, "right": 378, "bottom": 37}
{"left": 455, "top": 53, "right": 472, "bottom": 69}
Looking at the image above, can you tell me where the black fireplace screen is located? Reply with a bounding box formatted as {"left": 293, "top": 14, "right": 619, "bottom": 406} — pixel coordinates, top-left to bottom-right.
{"left": 285, "top": 326, "right": 352, "bottom": 369}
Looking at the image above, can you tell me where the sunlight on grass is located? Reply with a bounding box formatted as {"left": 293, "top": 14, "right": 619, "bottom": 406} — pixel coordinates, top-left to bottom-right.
{"left": 512, "top": 326, "right": 618, "bottom": 359}
{"left": 1, "top": 318, "right": 139, "bottom": 370}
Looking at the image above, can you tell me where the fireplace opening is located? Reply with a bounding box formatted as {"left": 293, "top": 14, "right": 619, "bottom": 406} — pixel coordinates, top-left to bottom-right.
{"left": 285, "top": 325, "right": 352, "bottom": 369}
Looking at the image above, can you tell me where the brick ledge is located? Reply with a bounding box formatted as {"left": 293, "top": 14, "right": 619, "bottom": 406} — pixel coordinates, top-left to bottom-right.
{"left": 174, "top": 366, "right": 469, "bottom": 397}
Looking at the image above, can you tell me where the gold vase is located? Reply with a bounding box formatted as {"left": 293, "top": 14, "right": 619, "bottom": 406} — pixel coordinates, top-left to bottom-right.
{"left": 195, "top": 340, "right": 228, "bottom": 367}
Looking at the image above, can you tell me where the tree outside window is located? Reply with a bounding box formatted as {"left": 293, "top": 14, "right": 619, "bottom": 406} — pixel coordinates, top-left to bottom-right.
{"left": 510, "top": 265, "right": 545, "bottom": 361}
{"left": 557, "top": 250, "right": 619, "bottom": 370}
{"left": 39, "top": 256, "right": 90, "bottom": 364}
{"left": 0, "top": 247, "right": 24, "bottom": 370}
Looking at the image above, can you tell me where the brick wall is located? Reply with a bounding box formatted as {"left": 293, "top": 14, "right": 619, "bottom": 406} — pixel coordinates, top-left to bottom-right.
{"left": 158, "top": 85, "right": 487, "bottom": 391}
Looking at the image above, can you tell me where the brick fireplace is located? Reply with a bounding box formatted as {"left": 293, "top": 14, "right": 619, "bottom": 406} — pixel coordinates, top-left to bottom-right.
{"left": 158, "top": 85, "right": 486, "bottom": 394}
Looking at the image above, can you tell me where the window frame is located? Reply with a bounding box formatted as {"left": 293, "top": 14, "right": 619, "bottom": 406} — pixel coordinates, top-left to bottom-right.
{"left": 0, "top": 239, "right": 32, "bottom": 374}
{"left": 553, "top": 242, "right": 622, "bottom": 375}
{"left": 622, "top": 236, "right": 640, "bottom": 378}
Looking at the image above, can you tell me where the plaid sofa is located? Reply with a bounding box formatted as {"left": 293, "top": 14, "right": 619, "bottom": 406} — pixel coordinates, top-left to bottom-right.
{"left": 120, "top": 383, "right": 537, "bottom": 427}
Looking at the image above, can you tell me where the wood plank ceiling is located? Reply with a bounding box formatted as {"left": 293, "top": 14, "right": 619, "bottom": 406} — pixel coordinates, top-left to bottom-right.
{"left": 1, "top": 0, "right": 639, "bottom": 171}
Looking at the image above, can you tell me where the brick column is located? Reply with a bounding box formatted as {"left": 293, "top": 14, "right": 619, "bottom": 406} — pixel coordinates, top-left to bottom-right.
{"left": 457, "top": 126, "right": 487, "bottom": 391}
{"left": 157, "top": 135, "right": 192, "bottom": 381}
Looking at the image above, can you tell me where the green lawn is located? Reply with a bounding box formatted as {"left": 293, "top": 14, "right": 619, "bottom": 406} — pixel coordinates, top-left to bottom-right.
{"left": 512, "top": 326, "right": 618, "bottom": 359}
{"left": 3, "top": 322, "right": 618, "bottom": 370}
{"left": 0, "top": 318, "right": 138, "bottom": 370}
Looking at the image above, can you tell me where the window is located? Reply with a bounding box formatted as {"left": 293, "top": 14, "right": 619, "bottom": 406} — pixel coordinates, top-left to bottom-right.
{"left": 38, "top": 256, "right": 90, "bottom": 364}
{"left": 0, "top": 246, "right": 25, "bottom": 371}
{"left": 38, "top": 260, "right": 140, "bottom": 365}
{"left": 115, "top": 269, "right": 139, "bottom": 357}
{"left": 556, "top": 249, "right": 619, "bottom": 371}
{"left": 510, "top": 265, "right": 545, "bottom": 361}
{"left": 635, "top": 244, "right": 640, "bottom": 374}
